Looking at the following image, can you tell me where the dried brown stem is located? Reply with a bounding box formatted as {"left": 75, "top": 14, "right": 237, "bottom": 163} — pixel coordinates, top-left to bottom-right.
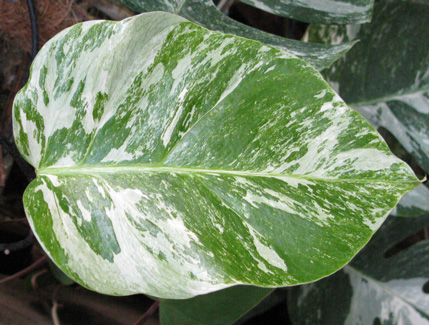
{"left": 134, "top": 300, "right": 161, "bottom": 325}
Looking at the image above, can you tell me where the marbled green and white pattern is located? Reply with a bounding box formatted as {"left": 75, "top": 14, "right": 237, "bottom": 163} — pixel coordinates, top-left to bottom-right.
{"left": 116, "top": 0, "right": 358, "bottom": 70}
{"left": 241, "top": 0, "right": 374, "bottom": 24}
{"left": 13, "top": 12, "right": 420, "bottom": 298}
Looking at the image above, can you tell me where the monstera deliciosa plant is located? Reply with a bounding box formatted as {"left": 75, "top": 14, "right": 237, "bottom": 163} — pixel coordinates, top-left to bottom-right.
{"left": 12, "top": 3, "right": 422, "bottom": 319}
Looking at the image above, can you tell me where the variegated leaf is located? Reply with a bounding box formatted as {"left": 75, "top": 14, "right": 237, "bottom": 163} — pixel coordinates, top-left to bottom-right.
{"left": 116, "top": 0, "right": 357, "bottom": 70}
{"left": 13, "top": 12, "right": 420, "bottom": 299}
{"left": 241, "top": 0, "right": 374, "bottom": 24}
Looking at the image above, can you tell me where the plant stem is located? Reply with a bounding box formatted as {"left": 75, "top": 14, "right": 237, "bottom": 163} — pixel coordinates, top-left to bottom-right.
{"left": 134, "top": 300, "right": 160, "bottom": 325}
{"left": 25, "top": 0, "right": 39, "bottom": 60}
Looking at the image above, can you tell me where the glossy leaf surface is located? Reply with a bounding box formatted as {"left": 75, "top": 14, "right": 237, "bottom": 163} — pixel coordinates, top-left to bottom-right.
{"left": 13, "top": 12, "right": 419, "bottom": 299}
{"left": 160, "top": 286, "right": 273, "bottom": 324}
{"left": 116, "top": 0, "right": 357, "bottom": 70}
{"left": 288, "top": 215, "right": 429, "bottom": 324}
{"left": 306, "top": 0, "right": 429, "bottom": 173}
{"left": 241, "top": 0, "right": 374, "bottom": 24}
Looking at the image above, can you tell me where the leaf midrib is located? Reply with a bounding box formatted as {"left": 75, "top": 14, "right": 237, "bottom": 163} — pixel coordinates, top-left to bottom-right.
{"left": 36, "top": 165, "right": 420, "bottom": 185}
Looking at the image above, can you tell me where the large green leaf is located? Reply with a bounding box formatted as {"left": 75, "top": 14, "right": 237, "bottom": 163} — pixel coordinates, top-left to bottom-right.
{"left": 13, "top": 12, "right": 420, "bottom": 299}
{"left": 288, "top": 215, "right": 429, "bottom": 324}
{"left": 116, "top": 0, "right": 358, "bottom": 70}
{"left": 240, "top": 0, "right": 374, "bottom": 24}
{"left": 305, "top": 0, "right": 429, "bottom": 173}
{"left": 160, "top": 286, "right": 273, "bottom": 324}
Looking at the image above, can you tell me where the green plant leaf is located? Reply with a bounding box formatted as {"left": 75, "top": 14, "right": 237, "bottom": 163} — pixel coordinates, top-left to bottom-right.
{"left": 288, "top": 215, "right": 429, "bottom": 324}
{"left": 116, "top": 0, "right": 357, "bottom": 70}
{"left": 305, "top": 0, "right": 429, "bottom": 173}
{"left": 240, "top": 0, "right": 374, "bottom": 24}
{"left": 160, "top": 286, "right": 273, "bottom": 324}
{"left": 13, "top": 12, "right": 420, "bottom": 299}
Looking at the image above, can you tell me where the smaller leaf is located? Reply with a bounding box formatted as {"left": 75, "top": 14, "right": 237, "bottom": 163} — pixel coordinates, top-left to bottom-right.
{"left": 241, "top": 0, "right": 374, "bottom": 24}
{"left": 160, "top": 286, "right": 273, "bottom": 324}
